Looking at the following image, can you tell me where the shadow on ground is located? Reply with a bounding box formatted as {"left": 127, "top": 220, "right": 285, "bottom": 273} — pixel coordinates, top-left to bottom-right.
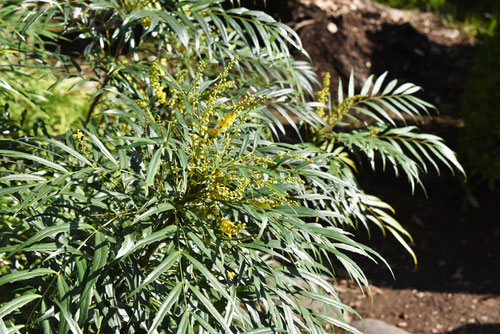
{"left": 367, "top": 22, "right": 474, "bottom": 115}
{"left": 446, "top": 323, "right": 500, "bottom": 334}
{"left": 352, "top": 161, "right": 500, "bottom": 295}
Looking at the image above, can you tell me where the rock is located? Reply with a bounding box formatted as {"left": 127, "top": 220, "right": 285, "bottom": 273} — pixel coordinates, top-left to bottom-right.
{"left": 351, "top": 318, "right": 412, "bottom": 334}
{"left": 327, "top": 22, "right": 338, "bottom": 34}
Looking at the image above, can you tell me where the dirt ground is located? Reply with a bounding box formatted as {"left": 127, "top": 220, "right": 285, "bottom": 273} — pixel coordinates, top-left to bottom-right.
{"left": 289, "top": 0, "right": 500, "bottom": 333}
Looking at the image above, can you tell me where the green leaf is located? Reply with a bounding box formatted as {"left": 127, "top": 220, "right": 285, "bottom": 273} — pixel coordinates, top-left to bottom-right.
{"left": 242, "top": 329, "right": 280, "bottom": 334}
{"left": 0, "top": 174, "right": 47, "bottom": 182}
{"left": 57, "top": 274, "right": 71, "bottom": 334}
{"left": 54, "top": 300, "right": 83, "bottom": 334}
{"left": 176, "top": 311, "right": 190, "bottom": 334}
{"left": 7, "top": 223, "right": 94, "bottom": 258}
{"left": 133, "top": 202, "right": 175, "bottom": 224}
{"left": 158, "top": 12, "right": 189, "bottom": 48}
{"left": 0, "top": 294, "right": 41, "bottom": 318}
{"left": 0, "top": 184, "right": 34, "bottom": 196}
{"left": 0, "top": 150, "right": 68, "bottom": 173}
{"left": 127, "top": 251, "right": 180, "bottom": 298}
{"left": 20, "top": 7, "right": 49, "bottom": 35}
{"left": 348, "top": 71, "right": 355, "bottom": 98}
{"left": 82, "top": 129, "right": 118, "bottom": 167}
{"left": 114, "top": 225, "right": 177, "bottom": 262}
{"left": 386, "top": 225, "right": 417, "bottom": 265}
{"left": 147, "top": 284, "right": 183, "bottom": 334}
{"left": 146, "top": 147, "right": 163, "bottom": 189}
{"left": 314, "top": 313, "right": 362, "bottom": 334}
{"left": 371, "top": 71, "right": 388, "bottom": 96}
{"left": 78, "top": 231, "right": 109, "bottom": 323}
{"left": 45, "top": 138, "right": 93, "bottom": 166}
{"left": 382, "top": 79, "right": 398, "bottom": 95}
{"left": 183, "top": 253, "right": 232, "bottom": 301}
{"left": 360, "top": 74, "right": 373, "bottom": 96}
{"left": 191, "top": 311, "right": 219, "bottom": 334}
{"left": 187, "top": 284, "right": 232, "bottom": 333}
{"left": 0, "top": 268, "right": 56, "bottom": 287}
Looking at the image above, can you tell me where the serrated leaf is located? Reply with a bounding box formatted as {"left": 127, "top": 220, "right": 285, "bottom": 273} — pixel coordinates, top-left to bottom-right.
{"left": 0, "top": 294, "right": 41, "bottom": 318}
{"left": 0, "top": 150, "right": 68, "bottom": 173}
{"left": 0, "top": 268, "right": 56, "bottom": 287}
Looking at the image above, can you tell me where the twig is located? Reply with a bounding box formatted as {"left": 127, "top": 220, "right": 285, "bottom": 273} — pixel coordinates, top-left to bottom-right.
{"left": 84, "top": 75, "right": 111, "bottom": 128}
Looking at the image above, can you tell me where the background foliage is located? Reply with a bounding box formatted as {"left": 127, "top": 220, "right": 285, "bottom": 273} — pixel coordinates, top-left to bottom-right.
{"left": 374, "top": 0, "right": 500, "bottom": 185}
{"left": 459, "top": 27, "right": 500, "bottom": 185}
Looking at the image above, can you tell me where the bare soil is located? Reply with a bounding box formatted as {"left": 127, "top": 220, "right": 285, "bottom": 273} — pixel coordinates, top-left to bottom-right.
{"left": 338, "top": 279, "right": 500, "bottom": 333}
{"left": 289, "top": 0, "right": 500, "bottom": 333}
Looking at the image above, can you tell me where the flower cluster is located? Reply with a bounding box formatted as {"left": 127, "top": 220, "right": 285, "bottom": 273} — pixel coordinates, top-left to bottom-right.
{"left": 136, "top": 59, "right": 308, "bottom": 241}
{"left": 72, "top": 129, "right": 84, "bottom": 140}
{"left": 328, "top": 94, "right": 366, "bottom": 127}
{"left": 220, "top": 218, "right": 245, "bottom": 237}
{"left": 227, "top": 271, "right": 236, "bottom": 280}
{"left": 315, "top": 72, "right": 331, "bottom": 118}
{"left": 150, "top": 63, "right": 167, "bottom": 104}
{"left": 72, "top": 129, "right": 90, "bottom": 157}
{"left": 277, "top": 152, "right": 314, "bottom": 164}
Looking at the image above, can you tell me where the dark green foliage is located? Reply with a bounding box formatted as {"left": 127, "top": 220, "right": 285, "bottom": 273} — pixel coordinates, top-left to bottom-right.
{"left": 460, "top": 28, "right": 500, "bottom": 184}
{"left": 374, "top": 0, "right": 445, "bottom": 11}
{"left": 375, "top": 0, "right": 499, "bottom": 34}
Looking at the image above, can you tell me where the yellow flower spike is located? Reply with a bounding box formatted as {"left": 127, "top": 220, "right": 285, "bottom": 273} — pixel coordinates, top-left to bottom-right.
{"left": 135, "top": 99, "right": 148, "bottom": 109}
{"left": 315, "top": 72, "right": 331, "bottom": 118}
{"left": 150, "top": 63, "right": 167, "bottom": 104}
{"left": 227, "top": 271, "right": 236, "bottom": 280}
{"left": 207, "top": 128, "right": 218, "bottom": 137}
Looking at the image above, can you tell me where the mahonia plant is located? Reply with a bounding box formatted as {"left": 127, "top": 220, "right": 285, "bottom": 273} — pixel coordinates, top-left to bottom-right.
{"left": 0, "top": 0, "right": 464, "bottom": 333}
{"left": 0, "top": 59, "right": 387, "bottom": 333}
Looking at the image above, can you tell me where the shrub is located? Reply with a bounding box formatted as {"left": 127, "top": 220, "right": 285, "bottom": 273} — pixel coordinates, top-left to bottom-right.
{"left": 374, "top": 0, "right": 499, "bottom": 34}
{"left": 0, "top": 0, "right": 463, "bottom": 333}
{"left": 0, "top": 53, "right": 90, "bottom": 136}
{"left": 460, "top": 27, "right": 500, "bottom": 185}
